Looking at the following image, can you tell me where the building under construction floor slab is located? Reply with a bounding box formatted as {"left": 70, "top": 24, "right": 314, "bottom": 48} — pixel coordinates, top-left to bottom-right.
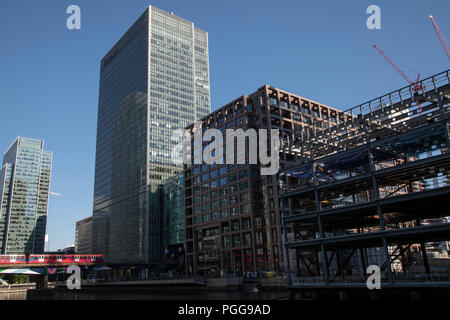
{"left": 279, "top": 69, "right": 450, "bottom": 293}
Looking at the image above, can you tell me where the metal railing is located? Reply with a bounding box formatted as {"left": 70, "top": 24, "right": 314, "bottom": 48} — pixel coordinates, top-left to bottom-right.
{"left": 291, "top": 272, "right": 450, "bottom": 285}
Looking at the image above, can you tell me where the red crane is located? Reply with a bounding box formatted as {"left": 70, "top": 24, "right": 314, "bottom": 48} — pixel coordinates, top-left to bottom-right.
{"left": 373, "top": 44, "right": 422, "bottom": 112}
{"left": 373, "top": 45, "right": 421, "bottom": 91}
{"left": 429, "top": 15, "right": 450, "bottom": 59}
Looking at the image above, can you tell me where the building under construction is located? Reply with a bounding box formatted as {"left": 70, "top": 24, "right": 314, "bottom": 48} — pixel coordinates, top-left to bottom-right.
{"left": 279, "top": 69, "right": 450, "bottom": 298}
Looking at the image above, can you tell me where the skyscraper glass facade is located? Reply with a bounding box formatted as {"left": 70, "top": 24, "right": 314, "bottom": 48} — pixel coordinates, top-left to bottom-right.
{"left": 0, "top": 137, "right": 52, "bottom": 255}
{"left": 163, "top": 174, "right": 185, "bottom": 248}
{"left": 93, "top": 6, "right": 210, "bottom": 263}
{"left": 75, "top": 216, "right": 93, "bottom": 254}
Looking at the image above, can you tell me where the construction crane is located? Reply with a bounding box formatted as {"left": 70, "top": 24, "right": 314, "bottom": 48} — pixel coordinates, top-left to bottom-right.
{"left": 429, "top": 15, "right": 450, "bottom": 59}
{"left": 373, "top": 44, "right": 423, "bottom": 114}
{"left": 373, "top": 45, "right": 421, "bottom": 92}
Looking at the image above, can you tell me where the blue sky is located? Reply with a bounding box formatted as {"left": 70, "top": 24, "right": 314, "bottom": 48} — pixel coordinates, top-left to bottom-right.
{"left": 0, "top": 0, "right": 448, "bottom": 250}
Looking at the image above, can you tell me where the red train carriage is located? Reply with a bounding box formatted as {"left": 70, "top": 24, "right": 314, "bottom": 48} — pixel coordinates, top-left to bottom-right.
{"left": 0, "top": 254, "right": 104, "bottom": 265}
{"left": 27, "top": 254, "right": 104, "bottom": 265}
{"left": 0, "top": 255, "right": 27, "bottom": 265}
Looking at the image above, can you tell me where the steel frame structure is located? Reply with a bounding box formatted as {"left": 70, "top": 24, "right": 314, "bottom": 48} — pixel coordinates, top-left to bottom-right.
{"left": 279, "top": 70, "right": 450, "bottom": 288}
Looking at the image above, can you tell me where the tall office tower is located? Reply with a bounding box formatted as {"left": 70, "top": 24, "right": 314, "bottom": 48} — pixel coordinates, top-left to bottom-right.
{"left": 92, "top": 6, "right": 210, "bottom": 263}
{"left": 75, "top": 216, "right": 93, "bottom": 254}
{"left": 183, "top": 86, "right": 343, "bottom": 276}
{"left": 0, "top": 137, "right": 52, "bottom": 255}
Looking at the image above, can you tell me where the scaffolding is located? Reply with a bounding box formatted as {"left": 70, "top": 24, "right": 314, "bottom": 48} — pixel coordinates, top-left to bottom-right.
{"left": 279, "top": 69, "right": 450, "bottom": 288}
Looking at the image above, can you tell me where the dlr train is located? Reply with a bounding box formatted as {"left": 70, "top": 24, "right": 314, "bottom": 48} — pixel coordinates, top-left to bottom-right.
{"left": 0, "top": 254, "right": 104, "bottom": 265}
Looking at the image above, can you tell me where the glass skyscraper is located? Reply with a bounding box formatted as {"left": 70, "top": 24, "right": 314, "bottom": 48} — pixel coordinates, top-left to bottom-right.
{"left": 163, "top": 174, "right": 185, "bottom": 249}
{"left": 92, "top": 6, "right": 210, "bottom": 263}
{"left": 0, "top": 137, "right": 52, "bottom": 255}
